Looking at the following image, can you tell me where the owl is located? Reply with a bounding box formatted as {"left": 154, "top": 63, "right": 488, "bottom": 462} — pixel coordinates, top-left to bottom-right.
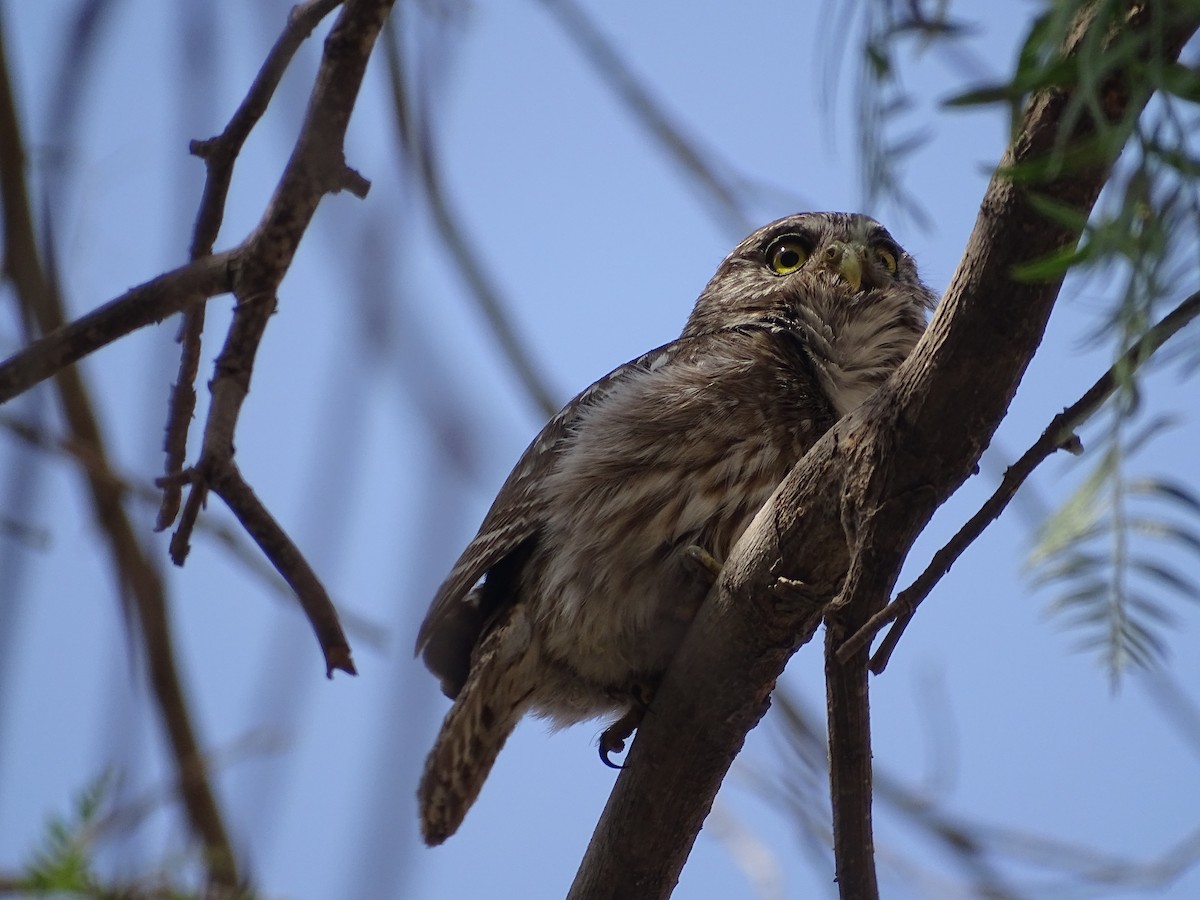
{"left": 415, "top": 211, "right": 937, "bottom": 845}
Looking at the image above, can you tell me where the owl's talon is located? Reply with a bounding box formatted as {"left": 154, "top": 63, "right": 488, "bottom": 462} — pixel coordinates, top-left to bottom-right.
{"left": 599, "top": 737, "right": 626, "bottom": 769}
{"left": 598, "top": 690, "right": 653, "bottom": 770}
{"left": 684, "top": 544, "right": 724, "bottom": 582}
{"left": 599, "top": 721, "right": 631, "bottom": 769}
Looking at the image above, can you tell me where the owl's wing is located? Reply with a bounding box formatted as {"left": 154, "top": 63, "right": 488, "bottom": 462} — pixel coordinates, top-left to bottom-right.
{"left": 414, "top": 338, "right": 686, "bottom": 691}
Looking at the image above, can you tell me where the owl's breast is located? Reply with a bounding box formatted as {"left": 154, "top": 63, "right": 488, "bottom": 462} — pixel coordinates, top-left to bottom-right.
{"left": 799, "top": 287, "right": 927, "bottom": 417}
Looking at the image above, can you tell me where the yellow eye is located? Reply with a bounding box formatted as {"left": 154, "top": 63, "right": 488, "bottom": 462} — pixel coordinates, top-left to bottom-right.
{"left": 875, "top": 246, "right": 899, "bottom": 274}
{"left": 766, "top": 236, "right": 809, "bottom": 275}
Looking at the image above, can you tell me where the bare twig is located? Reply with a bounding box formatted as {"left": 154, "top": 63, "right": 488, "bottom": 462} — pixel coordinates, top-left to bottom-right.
{"left": 0, "top": 0, "right": 397, "bottom": 875}
{"left": 166, "top": 286, "right": 355, "bottom": 676}
{"left": 167, "top": 288, "right": 276, "bottom": 565}
{"left": 0, "top": 0, "right": 394, "bottom": 677}
{"left": 164, "top": 287, "right": 357, "bottom": 676}
{"left": 839, "top": 288, "right": 1200, "bottom": 674}
{"left": 188, "top": 0, "right": 346, "bottom": 257}
{"left": 0, "top": 252, "right": 235, "bottom": 404}
{"left": 163, "top": 0, "right": 395, "bottom": 675}
{"left": 159, "top": 0, "right": 345, "bottom": 529}
{"left": 209, "top": 461, "right": 356, "bottom": 677}
{"left": 158, "top": 310, "right": 205, "bottom": 530}
{"left": 1, "top": 411, "right": 388, "bottom": 650}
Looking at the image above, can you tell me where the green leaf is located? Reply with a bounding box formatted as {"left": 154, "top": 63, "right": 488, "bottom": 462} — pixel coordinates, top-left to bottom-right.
{"left": 1027, "top": 193, "right": 1092, "bottom": 231}
{"left": 1129, "top": 558, "right": 1200, "bottom": 600}
{"left": 1159, "top": 62, "right": 1200, "bottom": 103}
{"left": 943, "top": 82, "right": 1018, "bottom": 108}
{"left": 1127, "top": 593, "right": 1178, "bottom": 627}
{"left": 1127, "top": 519, "right": 1200, "bottom": 558}
{"left": 1127, "top": 477, "right": 1200, "bottom": 515}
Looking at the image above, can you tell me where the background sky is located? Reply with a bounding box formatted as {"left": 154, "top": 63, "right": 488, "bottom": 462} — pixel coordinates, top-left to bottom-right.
{"left": 1, "top": 2, "right": 1199, "bottom": 898}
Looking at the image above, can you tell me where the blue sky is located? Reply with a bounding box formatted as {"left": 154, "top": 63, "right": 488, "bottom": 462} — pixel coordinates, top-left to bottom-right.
{"left": 2, "top": 2, "right": 1199, "bottom": 898}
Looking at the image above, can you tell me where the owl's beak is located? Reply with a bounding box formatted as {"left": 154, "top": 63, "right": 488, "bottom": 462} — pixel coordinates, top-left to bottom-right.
{"left": 819, "top": 241, "right": 864, "bottom": 292}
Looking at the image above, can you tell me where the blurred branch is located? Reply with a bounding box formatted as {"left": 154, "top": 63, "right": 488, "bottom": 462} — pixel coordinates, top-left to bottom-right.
{"left": 0, "top": 24, "right": 240, "bottom": 893}
{"left": 536, "top": 0, "right": 755, "bottom": 234}
{"left": 159, "top": 0, "right": 344, "bottom": 530}
{"left": 568, "top": 7, "right": 1200, "bottom": 899}
{"left": 770, "top": 684, "right": 1200, "bottom": 895}
{"left": 840, "top": 288, "right": 1200, "bottom": 673}
{"left": 767, "top": 690, "right": 1023, "bottom": 899}
{"left": 381, "top": 15, "right": 560, "bottom": 419}
{"left": 0, "top": 411, "right": 387, "bottom": 651}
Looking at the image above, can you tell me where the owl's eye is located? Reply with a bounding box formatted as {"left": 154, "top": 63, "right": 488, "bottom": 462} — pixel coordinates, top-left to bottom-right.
{"left": 766, "top": 236, "right": 810, "bottom": 275}
{"left": 875, "top": 245, "right": 899, "bottom": 274}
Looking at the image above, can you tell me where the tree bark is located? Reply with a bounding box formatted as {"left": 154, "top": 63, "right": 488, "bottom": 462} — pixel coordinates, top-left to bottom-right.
{"left": 569, "top": 6, "right": 1200, "bottom": 899}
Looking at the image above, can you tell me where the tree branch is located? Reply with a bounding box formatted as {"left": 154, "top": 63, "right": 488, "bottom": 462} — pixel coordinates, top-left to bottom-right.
{"left": 841, "top": 288, "right": 1200, "bottom": 674}
{"left": 160, "top": 0, "right": 395, "bottom": 677}
{"left": 159, "top": 0, "right": 346, "bottom": 531}
{"left": 568, "top": 5, "right": 1200, "bottom": 898}
{"left": 1, "top": 0, "right": 395, "bottom": 681}
{"left": 0, "top": 253, "right": 235, "bottom": 404}
{"left": 210, "top": 461, "right": 355, "bottom": 676}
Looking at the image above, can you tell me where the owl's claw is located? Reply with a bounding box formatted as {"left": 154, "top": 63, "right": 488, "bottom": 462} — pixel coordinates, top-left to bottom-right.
{"left": 683, "top": 544, "right": 724, "bottom": 582}
{"left": 599, "top": 733, "right": 627, "bottom": 769}
{"left": 598, "top": 685, "right": 656, "bottom": 769}
{"left": 599, "top": 708, "right": 640, "bottom": 769}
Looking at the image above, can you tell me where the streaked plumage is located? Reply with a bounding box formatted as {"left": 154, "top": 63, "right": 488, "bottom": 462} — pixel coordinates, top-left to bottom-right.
{"left": 416, "top": 212, "right": 937, "bottom": 844}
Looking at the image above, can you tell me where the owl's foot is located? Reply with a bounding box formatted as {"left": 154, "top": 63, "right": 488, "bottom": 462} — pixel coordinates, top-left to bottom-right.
{"left": 683, "top": 544, "right": 724, "bottom": 582}
{"left": 598, "top": 684, "right": 655, "bottom": 769}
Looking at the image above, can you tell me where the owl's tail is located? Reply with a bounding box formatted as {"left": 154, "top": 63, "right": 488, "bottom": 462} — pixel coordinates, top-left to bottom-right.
{"left": 418, "top": 606, "right": 535, "bottom": 845}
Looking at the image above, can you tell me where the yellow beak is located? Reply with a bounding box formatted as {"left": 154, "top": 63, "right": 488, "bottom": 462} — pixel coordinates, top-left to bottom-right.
{"left": 821, "top": 241, "right": 863, "bottom": 292}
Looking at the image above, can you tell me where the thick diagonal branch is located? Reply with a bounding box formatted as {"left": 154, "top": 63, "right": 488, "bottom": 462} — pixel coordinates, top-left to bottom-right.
{"left": 569, "top": 7, "right": 1200, "bottom": 899}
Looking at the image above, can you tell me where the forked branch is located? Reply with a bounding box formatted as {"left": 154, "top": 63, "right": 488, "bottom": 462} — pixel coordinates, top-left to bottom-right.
{"left": 569, "top": 6, "right": 1200, "bottom": 899}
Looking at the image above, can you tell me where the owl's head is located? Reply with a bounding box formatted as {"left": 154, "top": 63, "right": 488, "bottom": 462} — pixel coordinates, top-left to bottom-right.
{"left": 683, "top": 212, "right": 940, "bottom": 415}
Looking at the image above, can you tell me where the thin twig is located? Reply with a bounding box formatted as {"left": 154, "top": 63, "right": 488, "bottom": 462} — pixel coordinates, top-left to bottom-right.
{"left": 209, "top": 461, "right": 356, "bottom": 677}
{"left": 164, "top": 0, "right": 394, "bottom": 676}
{"left": 381, "top": 17, "right": 560, "bottom": 419}
{"left": 159, "top": 308, "right": 205, "bottom": 531}
{"left": 839, "top": 289, "right": 1200, "bottom": 673}
{"left": 0, "top": 252, "right": 234, "bottom": 404}
{"left": 166, "top": 287, "right": 356, "bottom": 676}
{"left": 188, "top": 0, "right": 345, "bottom": 256}
{"left": 168, "top": 288, "right": 276, "bottom": 564}
{"left": 159, "top": 0, "right": 346, "bottom": 529}
{"left": 1, "top": 410, "right": 388, "bottom": 648}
